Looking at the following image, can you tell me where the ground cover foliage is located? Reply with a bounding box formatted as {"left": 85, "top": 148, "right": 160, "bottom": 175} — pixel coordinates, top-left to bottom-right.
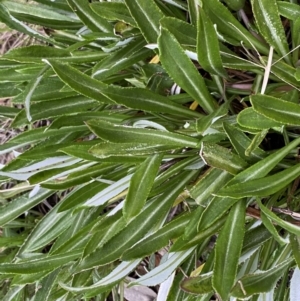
{"left": 1, "top": 0, "right": 300, "bottom": 300}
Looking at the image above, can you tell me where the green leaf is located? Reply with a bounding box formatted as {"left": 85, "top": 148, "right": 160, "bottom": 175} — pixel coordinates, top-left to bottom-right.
{"left": 92, "top": 38, "right": 152, "bottom": 81}
{"left": 89, "top": 142, "right": 181, "bottom": 158}
{"left": 87, "top": 119, "right": 200, "bottom": 148}
{"left": 223, "top": 0, "right": 245, "bottom": 11}
{"left": 12, "top": 96, "right": 97, "bottom": 127}
{"left": 91, "top": 2, "right": 136, "bottom": 27}
{"left": 130, "top": 248, "right": 195, "bottom": 287}
{"left": 123, "top": 154, "right": 162, "bottom": 221}
{"left": 158, "top": 27, "right": 218, "bottom": 114}
{"left": 0, "top": 3, "right": 61, "bottom": 46}
{"left": 3, "top": 45, "right": 108, "bottom": 64}
{"left": 217, "top": 164, "right": 300, "bottom": 198}
{"left": 0, "top": 250, "right": 81, "bottom": 274}
{"left": 122, "top": 213, "right": 191, "bottom": 260}
{"left": 257, "top": 200, "right": 300, "bottom": 237}
{"left": 160, "top": 17, "right": 196, "bottom": 47}
{"left": 189, "top": 168, "right": 233, "bottom": 205}
{"left": 290, "top": 234, "right": 300, "bottom": 268}
{"left": 220, "top": 136, "right": 300, "bottom": 187}
{"left": 2, "top": 0, "right": 81, "bottom": 30}
{"left": 197, "top": 7, "right": 227, "bottom": 78}
{"left": 252, "top": 0, "right": 290, "bottom": 64}
{"left": 244, "top": 129, "right": 268, "bottom": 157}
{"left": 124, "top": 0, "right": 164, "bottom": 43}
{"left": 47, "top": 60, "right": 201, "bottom": 118}
{"left": 200, "top": 142, "right": 248, "bottom": 175}
{"left": 223, "top": 122, "right": 266, "bottom": 163}
{"left": 204, "top": 0, "right": 267, "bottom": 53}
{"left": 231, "top": 258, "right": 294, "bottom": 298}
{"left": 0, "top": 188, "right": 53, "bottom": 227}
{"left": 213, "top": 200, "right": 246, "bottom": 300}
{"left": 237, "top": 107, "right": 283, "bottom": 130}
{"left": 66, "top": 0, "right": 112, "bottom": 33}
{"left": 77, "top": 171, "right": 197, "bottom": 269}
{"left": 260, "top": 211, "right": 288, "bottom": 246}
{"left": 60, "top": 259, "right": 141, "bottom": 295}
{"left": 278, "top": 1, "right": 300, "bottom": 21}
{"left": 251, "top": 94, "right": 300, "bottom": 126}
{"left": 17, "top": 204, "right": 75, "bottom": 253}
{"left": 181, "top": 272, "right": 213, "bottom": 295}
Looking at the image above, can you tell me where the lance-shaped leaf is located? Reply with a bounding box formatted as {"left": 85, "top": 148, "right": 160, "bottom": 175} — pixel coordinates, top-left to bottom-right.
{"left": 2, "top": 0, "right": 81, "bottom": 30}
{"left": 12, "top": 97, "right": 97, "bottom": 127}
{"left": 0, "top": 250, "right": 81, "bottom": 274}
{"left": 251, "top": 94, "right": 300, "bottom": 126}
{"left": 76, "top": 171, "right": 197, "bottom": 269}
{"left": 217, "top": 164, "right": 300, "bottom": 198}
{"left": 3, "top": 45, "right": 109, "bottom": 64}
{"left": 91, "top": 2, "right": 136, "bottom": 27}
{"left": 181, "top": 272, "right": 213, "bottom": 295}
{"left": 252, "top": 0, "right": 291, "bottom": 64}
{"left": 197, "top": 6, "right": 227, "bottom": 78}
{"left": 237, "top": 107, "right": 283, "bottom": 130}
{"left": 87, "top": 120, "right": 199, "bottom": 148}
{"left": 278, "top": 2, "right": 300, "bottom": 21}
{"left": 0, "top": 3, "right": 60, "bottom": 46}
{"left": 189, "top": 168, "right": 233, "bottom": 205}
{"left": 123, "top": 154, "right": 162, "bottom": 221}
{"left": 290, "top": 235, "right": 300, "bottom": 268}
{"left": 160, "top": 17, "right": 196, "bottom": 47}
{"left": 122, "top": 213, "right": 191, "bottom": 260}
{"left": 129, "top": 248, "right": 195, "bottom": 287}
{"left": 231, "top": 258, "right": 294, "bottom": 298}
{"left": 124, "top": 0, "right": 164, "bottom": 43}
{"left": 223, "top": 0, "right": 245, "bottom": 11}
{"left": 223, "top": 122, "right": 266, "bottom": 163}
{"left": 204, "top": 0, "right": 267, "bottom": 53}
{"left": 200, "top": 142, "right": 248, "bottom": 175}
{"left": 66, "top": 0, "right": 112, "bottom": 33}
{"left": 158, "top": 27, "right": 218, "bottom": 114}
{"left": 60, "top": 259, "right": 141, "bottom": 295}
{"left": 213, "top": 200, "right": 246, "bottom": 301}
{"left": 47, "top": 60, "right": 201, "bottom": 119}
{"left": 89, "top": 142, "right": 181, "bottom": 158}
{"left": 257, "top": 200, "right": 300, "bottom": 237}
{"left": 0, "top": 188, "right": 53, "bottom": 227}
{"left": 220, "top": 136, "right": 300, "bottom": 187}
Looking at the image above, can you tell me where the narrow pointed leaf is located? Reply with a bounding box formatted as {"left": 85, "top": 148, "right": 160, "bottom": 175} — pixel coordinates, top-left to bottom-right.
{"left": 158, "top": 27, "right": 218, "bottom": 114}
{"left": 231, "top": 258, "right": 293, "bottom": 298}
{"left": 124, "top": 0, "right": 164, "bottom": 43}
{"left": 217, "top": 164, "right": 300, "bottom": 198}
{"left": 0, "top": 188, "right": 53, "bottom": 227}
{"left": 221, "top": 136, "right": 300, "bottom": 187}
{"left": 213, "top": 200, "right": 246, "bottom": 301}
{"left": 77, "top": 171, "right": 197, "bottom": 269}
{"left": 47, "top": 60, "right": 201, "bottom": 118}
{"left": 66, "top": 0, "right": 112, "bottom": 32}
{"left": 197, "top": 7, "right": 227, "bottom": 78}
{"left": 124, "top": 154, "right": 163, "bottom": 221}
{"left": 257, "top": 200, "right": 300, "bottom": 237}
{"left": 60, "top": 259, "right": 141, "bottom": 295}
{"left": 0, "top": 250, "right": 81, "bottom": 274}
{"left": 252, "top": 0, "right": 290, "bottom": 64}
{"left": 200, "top": 142, "right": 248, "bottom": 175}
{"left": 87, "top": 120, "right": 200, "bottom": 148}
{"left": 122, "top": 213, "right": 191, "bottom": 260}
{"left": 237, "top": 107, "right": 283, "bottom": 130}
{"left": 181, "top": 272, "right": 213, "bottom": 295}
{"left": 251, "top": 94, "right": 300, "bottom": 126}
{"left": 130, "top": 248, "right": 195, "bottom": 287}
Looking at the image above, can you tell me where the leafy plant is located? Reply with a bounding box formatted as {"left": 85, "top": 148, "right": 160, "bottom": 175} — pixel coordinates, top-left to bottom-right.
{"left": 1, "top": 0, "right": 300, "bottom": 300}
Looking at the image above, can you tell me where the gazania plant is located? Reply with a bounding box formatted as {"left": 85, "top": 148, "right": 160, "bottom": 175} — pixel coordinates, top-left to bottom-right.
{"left": 1, "top": 0, "right": 300, "bottom": 300}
